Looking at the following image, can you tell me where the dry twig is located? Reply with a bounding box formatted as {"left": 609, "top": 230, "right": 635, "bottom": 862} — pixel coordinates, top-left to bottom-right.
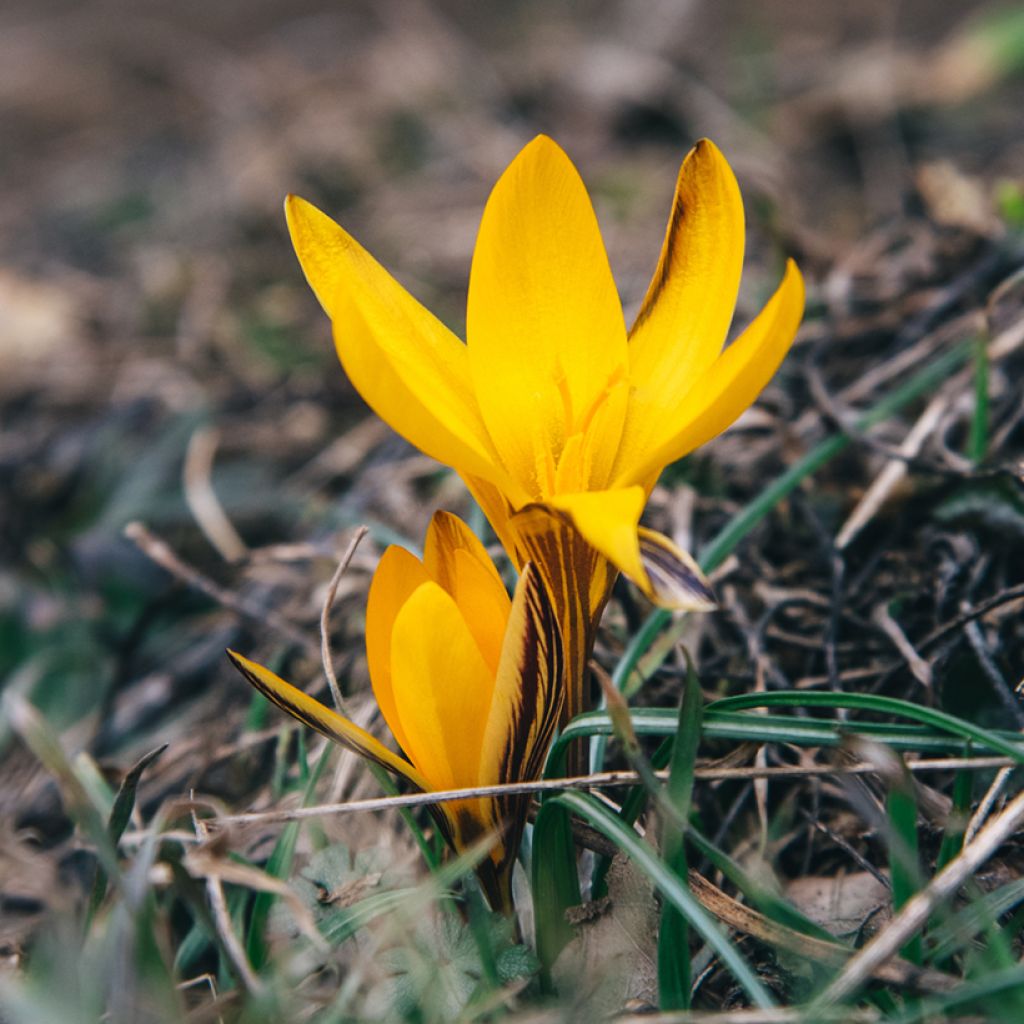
{"left": 871, "top": 603, "right": 933, "bottom": 688}
{"left": 319, "top": 526, "right": 369, "bottom": 714}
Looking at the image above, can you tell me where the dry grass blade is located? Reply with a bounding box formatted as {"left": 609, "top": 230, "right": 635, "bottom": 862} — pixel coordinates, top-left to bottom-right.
{"left": 320, "top": 525, "right": 369, "bottom": 714}
{"left": 191, "top": 814, "right": 266, "bottom": 997}
{"left": 813, "top": 785, "right": 1024, "bottom": 1007}
{"left": 184, "top": 426, "right": 248, "bottom": 563}
{"left": 182, "top": 846, "right": 327, "bottom": 954}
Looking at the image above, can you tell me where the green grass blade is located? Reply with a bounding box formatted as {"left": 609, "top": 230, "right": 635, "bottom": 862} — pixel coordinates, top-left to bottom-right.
{"left": 706, "top": 691, "right": 1024, "bottom": 765}
{"left": 246, "top": 742, "right": 332, "bottom": 970}
{"left": 85, "top": 744, "right": 167, "bottom": 931}
{"left": 552, "top": 705, "right": 1024, "bottom": 770}
{"left": 663, "top": 656, "right": 702, "bottom": 849}
{"left": 366, "top": 761, "right": 442, "bottom": 873}
{"left": 885, "top": 964, "right": 1024, "bottom": 1024}
{"left": 466, "top": 883, "right": 501, "bottom": 988}
{"left": 592, "top": 736, "right": 675, "bottom": 900}
{"left": 3, "top": 693, "right": 121, "bottom": 881}
{"left": 885, "top": 765, "right": 923, "bottom": 964}
{"left": 684, "top": 825, "right": 840, "bottom": 944}
{"left": 531, "top": 801, "right": 582, "bottom": 985}
{"left": 936, "top": 767, "right": 974, "bottom": 872}
{"left": 970, "top": 333, "right": 989, "bottom": 462}
{"left": 658, "top": 892, "right": 690, "bottom": 1011}
{"left": 961, "top": 879, "right": 1019, "bottom": 978}
{"left": 928, "top": 878, "right": 1024, "bottom": 962}
{"left": 658, "top": 658, "right": 702, "bottom": 1010}
{"left": 552, "top": 790, "right": 776, "bottom": 1010}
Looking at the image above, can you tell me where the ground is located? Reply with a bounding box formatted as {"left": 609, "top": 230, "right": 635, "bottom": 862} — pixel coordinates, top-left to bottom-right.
{"left": 2, "top": 1, "right": 1024, "bottom": 1021}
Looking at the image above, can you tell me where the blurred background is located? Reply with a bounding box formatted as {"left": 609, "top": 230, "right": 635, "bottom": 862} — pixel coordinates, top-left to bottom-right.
{"left": 3, "top": 0, "right": 1024, "bottom": 993}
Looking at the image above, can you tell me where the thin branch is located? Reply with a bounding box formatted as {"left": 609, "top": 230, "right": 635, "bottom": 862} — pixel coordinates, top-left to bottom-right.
{"left": 197, "top": 755, "right": 1014, "bottom": 830}
{"left": 872, "top": 602, "right": 933, "bottom": 688}
{"left": 320, "top": 526, "right": 369, "bottom": 714}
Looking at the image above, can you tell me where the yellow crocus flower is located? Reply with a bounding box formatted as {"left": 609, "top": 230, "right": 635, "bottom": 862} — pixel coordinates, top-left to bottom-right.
{"left": 228, "top": 511, "right": 563, "bottom": 911}
{"left": 285, "top": 136, "right": 804, "bottom": 747}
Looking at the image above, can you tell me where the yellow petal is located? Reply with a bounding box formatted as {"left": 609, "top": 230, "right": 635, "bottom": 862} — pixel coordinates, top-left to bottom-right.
{"left": 226, "top": 651, "right": 429, "bottom": 791}
{"left": 365, "top": 545, "right": 431, "bottom": 757}
{"left": 545, "top": 490, "right": 716, "bottom": 610}
{"left": 466, "top": 136, "right": 628, "bottom": 495}
{"left": 473, "top": 563, "right": 563, "bottom": 909}
{"left": 461, "top": 473, "right": 523, "bottom": 569}
{"left": 504, "top": 501, "right": 616, "bottom": 751}
{"left": 389, "top": 582, "right": 494, "bottom": 790}
{"left": 423, "top": 511, "right": 511, "bottom": 676}
{"left": 478, "top": 563, "right": 564, "bottom": 789}
{"left": 629, "top": 140, "right": 744, "bottom": 368}
{"left": 623, "top": 259, "right": 805, "bottom": 484}
{"left": 615, "top": 139, "right": 745, "bottom": 483}
{"left": 545, "top": 487, "right": 648, "bottom": 589}
{"left": 285, "top": 195, "right": 523, "bottom": 501}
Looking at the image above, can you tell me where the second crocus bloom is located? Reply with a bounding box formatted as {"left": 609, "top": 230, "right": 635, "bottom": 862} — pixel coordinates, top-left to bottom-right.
{"left": 229, "top": 511, "right": 562, "bottom": 911}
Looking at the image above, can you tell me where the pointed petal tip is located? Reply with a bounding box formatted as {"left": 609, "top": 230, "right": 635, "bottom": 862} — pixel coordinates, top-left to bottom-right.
{"left": 692, "top": 136, "right": 720, "bottom": 156}
{"left": 637, "top": 528, "right": 718, "bottom": 613}
{"left": 681, "top": 581, "right": 718, "bottom": 614}
{"left": 784, "top": 255, "right": 805, "bottom": 290}
{"left": 284, "top": 193, "right": 325, "bottom": 234}
{"left": 687, "top": 136, "right": 731, "bottom": 171}
{"left": 523, "top": 132, "right": 561, "bottom": 153}
{"left": 508, "top": 133, "right": 574, "bottom": 175}
{"left": 776, "top": 256, "right": 807, "bottom": 321}
{"left": 429, "top": 508, "right": 462, "bottom": 533}
{"left": 283, "top": 191, "right": 303, "bottom": 218}
{"left": 225, "top": 648, "right": 251, "bottom": 672}
{"left": 284, "top": 193, "right": 309, "bottom": 225}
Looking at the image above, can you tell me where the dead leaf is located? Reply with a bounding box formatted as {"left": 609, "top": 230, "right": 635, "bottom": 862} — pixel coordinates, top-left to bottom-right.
{"left": 785, "top": 871, "right": 891, "bottom": 940}
{"left": 552, "top": 854, "right": 657, "bottom": 1014}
